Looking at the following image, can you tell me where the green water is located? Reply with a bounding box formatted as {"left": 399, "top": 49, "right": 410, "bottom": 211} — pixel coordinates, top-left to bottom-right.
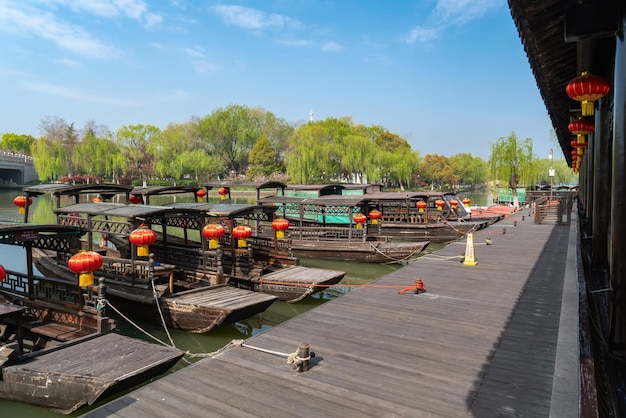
{"left": 0, "top": 189, "right": 423, "bottom": 417}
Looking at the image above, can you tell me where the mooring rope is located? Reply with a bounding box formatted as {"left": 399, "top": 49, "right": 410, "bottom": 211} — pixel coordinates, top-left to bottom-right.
{"left": 150, "top": 279, "right": 176, "bottom": 348}
{"left": 368, "top": 243, "right": 425, "bottom": 263}
{"left": 106, "top": 301, "right": 174, "bottom": 348}
{"left": 230, "top": 339, "right": 310, "bottom": 364}
{"left": 105, "top": 300, "right": 242, "bottom": 362}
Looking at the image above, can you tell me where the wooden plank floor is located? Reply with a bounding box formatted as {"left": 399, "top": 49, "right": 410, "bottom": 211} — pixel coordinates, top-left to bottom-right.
{"left": 82, "top": 210, "right": 578, "bottom": 417}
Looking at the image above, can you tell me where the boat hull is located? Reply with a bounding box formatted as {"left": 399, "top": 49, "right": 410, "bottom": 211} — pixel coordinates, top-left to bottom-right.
{"left": 288, "top": 240, "right": 429, "bottom": 263}
{"left": 32, "top": 249, "right": 278, "bottom": 333}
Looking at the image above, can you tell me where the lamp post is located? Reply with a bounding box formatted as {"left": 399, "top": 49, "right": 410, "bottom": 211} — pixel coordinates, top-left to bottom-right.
{"left": 548, "top": 148, "right": 554, "bottom": 202}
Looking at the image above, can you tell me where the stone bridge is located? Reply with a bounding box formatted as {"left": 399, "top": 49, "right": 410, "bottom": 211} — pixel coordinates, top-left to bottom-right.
{"left": 0, "top": 150, "right": 39, "bottom": 188}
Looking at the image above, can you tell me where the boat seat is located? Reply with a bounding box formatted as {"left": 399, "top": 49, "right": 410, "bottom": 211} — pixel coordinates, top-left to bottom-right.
{"left": 29, "top": 323, "right": 89, "bottom": 348}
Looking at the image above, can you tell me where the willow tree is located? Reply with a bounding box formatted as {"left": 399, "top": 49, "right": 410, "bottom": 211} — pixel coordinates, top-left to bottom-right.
{"left": 489, "top": 132, "right": 535, "bottom": 208}
{"left": 116, "top": 124, "right": 160, "bottom": 186}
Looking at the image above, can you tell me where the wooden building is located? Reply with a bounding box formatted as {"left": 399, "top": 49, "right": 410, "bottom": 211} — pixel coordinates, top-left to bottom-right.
{"left": 508, "top": 0, "right": 625, "bottom": 415}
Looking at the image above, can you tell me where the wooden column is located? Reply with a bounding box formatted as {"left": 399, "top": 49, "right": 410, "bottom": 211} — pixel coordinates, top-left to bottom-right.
{"left": 609, "top": 24, "right": 626, "bottom": 355}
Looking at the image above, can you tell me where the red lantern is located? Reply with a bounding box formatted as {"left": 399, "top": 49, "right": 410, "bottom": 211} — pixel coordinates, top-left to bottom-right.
{"left": 218, "top": 187, "right": 229, "bottom": 201}
{"left": 272, "top": 218, "right": 290, "bottom": 239}
{"left": 462, "top": 198, "right": 471, "bottom": 206}
{"left": 368, "top": 209, "right": 382, "bottom": 225}
{"left": 0, "top": 264, "right": 5, "bottom": 282}
{"left": 202, "top": 224, "right": 225, "bottom": 249}
{"left": 568, "top": 118, "right": 594, "bottom": 143}
{"left": 435, "top": 199, "right": 445, "bottom": 211}
{"left": 354, "top": 213, "right": 367, "bottom": 229}
{"left": 68, "top": 250, "right": 103, "bottom": 286}
{"left": 232, "top": 225, "right": 252, "bottom": 248}
{"left": 449, "top": 199, "right": 459, "bottom": 210}
{"left": 566, "top": 72, "right": 610, "bottom": 116}
{"left": 129, "top": 194, "right": 142, "bottom": 204}
{"left": 416, "top": 200, "right": 427, "bottom": 213}
{"left": 196, "top": 189, "right": 207, "bottom": 202}
{"left": 129, "top": 225, "right": 157, "bottom": 257}
{"left": 13, "top": 195, "right": 32, "bottom": 214}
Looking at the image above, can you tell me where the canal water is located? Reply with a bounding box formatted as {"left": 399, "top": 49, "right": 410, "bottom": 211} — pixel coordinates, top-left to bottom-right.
{"left": 1, "top": 188, "right": 464, "bottom": 417}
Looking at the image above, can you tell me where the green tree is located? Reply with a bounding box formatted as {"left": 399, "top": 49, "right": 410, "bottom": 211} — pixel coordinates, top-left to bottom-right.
{"left": 419, "top": 154, "right": 453, "bottom": 189}
{"left": 248, "top": 135, "right": 285, "bottom": 180}
{"left": 448, "top": 153, "right": 488, "bottom": 187}
{"left": 197, "top": 104, "right": 262, "bottom": 177}
{"left": 489, "top": 132, "right": 535, "bottom": 208}
{"left": 286, "top": 123, "right": 336, "bottom": 183}
{"left": 116, "top": 124, "right": 160, "bottom": 186}
{"left": 31, "top": 137, "right": 64, "bottom": 181}
{"left": 0, "top": 133, "right": 35, "bottom": 154}
{"left": 74, "top": 131, "right": 121, "bottom": 182}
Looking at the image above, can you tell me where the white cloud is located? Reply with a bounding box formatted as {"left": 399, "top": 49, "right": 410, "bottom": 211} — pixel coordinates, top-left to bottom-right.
{"left": 211, "top": 5, "right": 302, "bottom": 32}
{"left": 321, "top": 41, "right": 344, "bottom": 53}
{"left": 404, "top": 0, "right": 500, "bottom": 44}
{"left": 24, "top": 82, "right": 138, "bottom": 106}
{"left": 0, "top": 4, "right": 122, "bottom": 58}
{"left": 405, "top": 26, "right": 440, "bottom": 44}
{"left": 276, "top": 39, "right": 313, "bottom": 47}
{"left": 181, "top": 46, "right": 217, "bottom": 74}
{"left": 46, "top": 0, "right": 163, "bottom": 28}
{"left": 433, "top": 0, "right": 500, "bottom": 25}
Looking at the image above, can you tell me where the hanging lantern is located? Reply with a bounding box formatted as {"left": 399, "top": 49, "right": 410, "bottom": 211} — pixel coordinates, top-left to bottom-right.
{"left": 449, "top": 199, "right": 459, "bottom": 210}
{"left": 568, "top": 118, "right": 595, "bottom": 143}
{"left": 462, "top": 198, "right": 471, "bottom": 206}
{"left": 354, "top": 213, "right": 367, "bottom": 229}
{"left": 435, "top": 199, "right": 445, "bottom": 211}
{"left": 571, "top": 138, "right": 589, "bottom": 156}
{"left": 368, "top": 209, "right": 382, "bottom": 225}
{"left": 13, "top": 195, "right": 32, "bottom": 214}
{"left": 218, "top": 187, "right": 229, "bottom": 201}
{"left": 129, "top": 224, "right": 157, "bottom": 257}
{"left": 0, "top": 263, "right": 5, "bottom": 282}
{"left": 272, "top": 218, "right": 290, "bottom": 239}
{"left": 566, "top": 72, "right": 610, "bottom": 116}
{"left": 196, "top": 189, "right": 207, "bottom": 202}
{"left": 232, "top": 225, "right": 252, "bottom": 248}
{"left": 129, "top": 194, "right": 142, "bottom": 204}
{"left": 68, "top": 250, "right": 103, "bottom": 287}
{"left": 416, "top": 200, "right": 427, "bottom": 213}
{"left": 202, "top": 224, "right": 225, "bottom": 249}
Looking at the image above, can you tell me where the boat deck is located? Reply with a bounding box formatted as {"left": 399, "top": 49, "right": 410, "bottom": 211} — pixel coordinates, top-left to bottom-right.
{"left": 82, "top": 209, "right": 578, "bottom": 417}
{"left": 166, "top": 285, "right": 278, "bottom": 309}
{"left": 1, "top": 332, "right": 183, "bottom": 414}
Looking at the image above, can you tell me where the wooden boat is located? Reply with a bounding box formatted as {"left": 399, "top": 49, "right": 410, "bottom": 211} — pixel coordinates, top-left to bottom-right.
{"left": 0, "top": 224, "right": 184, "bottom": 413}
{"left": 32, "top": 248, "right": 279, "bottom": 331}
{"left": 104, "top": 200, "right": 348, "bottom": 300}
{"left": 22, "top": 183, "right": 346, "bottom": 301}
{"left": 258, "top": 191, "right": 489, "bottom": 243}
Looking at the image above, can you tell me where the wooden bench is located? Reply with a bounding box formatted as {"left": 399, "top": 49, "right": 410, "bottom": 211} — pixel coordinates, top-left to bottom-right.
{"left": 29, "top": 322, "right": 89, "bottom": 342}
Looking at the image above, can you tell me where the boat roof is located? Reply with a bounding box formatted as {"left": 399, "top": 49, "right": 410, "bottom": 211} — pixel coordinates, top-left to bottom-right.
{"left": 53, "top": 202, "right": 173, "bottom": 218}
{"left": 283, "top": 183, "right": 382, "bottom": 196}
{"left": 259, "top": 191, "right": 453, "bottom": 207}
{"left": 130, "top": 186, "right": 201, "bottom": 196}
{"left": 167, "top": 202, "right": 279, "bottom": 217}
{"left": 23, "top": 183, "right": 133, "bottom": 197}
{"left": 201, "top": 181, "right": 287, "bottom": 191}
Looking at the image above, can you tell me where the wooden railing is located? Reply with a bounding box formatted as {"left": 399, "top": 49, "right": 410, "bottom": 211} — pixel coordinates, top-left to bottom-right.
{"left": 0, "top": 269, "right": 113, "bottom": 335}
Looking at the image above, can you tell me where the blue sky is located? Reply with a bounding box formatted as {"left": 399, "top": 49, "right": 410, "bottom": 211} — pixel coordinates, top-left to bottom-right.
{"left": 0, "top": 0, "right": 556, "bottom": 160}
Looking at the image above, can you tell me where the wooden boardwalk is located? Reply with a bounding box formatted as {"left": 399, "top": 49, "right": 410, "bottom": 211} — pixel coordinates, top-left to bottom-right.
{"left": 82, "top": 209, "right": 578, "bottom": 417}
